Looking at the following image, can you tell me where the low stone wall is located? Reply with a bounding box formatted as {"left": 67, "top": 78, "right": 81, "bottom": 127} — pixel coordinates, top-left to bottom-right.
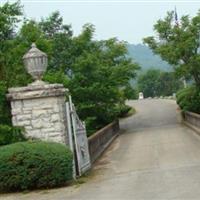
{"left": 88, "top": 120, "right": 120, "bottom": 163}
{"left": 184, "top": 111, "right": 200, "bottom": 129}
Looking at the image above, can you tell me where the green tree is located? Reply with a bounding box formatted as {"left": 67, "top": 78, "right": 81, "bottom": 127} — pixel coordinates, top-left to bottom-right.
{"left": 0, "top": 2, "right": 139, "bottom": 135}
{"left": 159, "top": 71, "right": 182, "bottom": 96}
{"left": 0, "top": 1, "right": 23, "bottom": 124}
{"left": 138, "top": 69, "right": 181, "bottom": 98}
{"left": 123, "top": 84, "right": 138, "bottom": 100}
{"left": 138, "top": 69, "right": 161, "bottom": 97}
{"left": 0, "top": 1, "right": 23, "bottom": 86}
{"left": 39, "top": 16, "right": 140, "bottom": 133}
{"left": 39, "top": 11, "right": 72, "bottom": 39}
{"left": 143, "top": 10, "right": 200, "bottom": 86}
{"left": 46, "top": 24, "right": 139, "bottom": 134}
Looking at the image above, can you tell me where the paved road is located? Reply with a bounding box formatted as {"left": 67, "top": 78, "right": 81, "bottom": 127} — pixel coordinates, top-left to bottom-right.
{"left": 3, "top": 99, "right": 200, "bottom": 200}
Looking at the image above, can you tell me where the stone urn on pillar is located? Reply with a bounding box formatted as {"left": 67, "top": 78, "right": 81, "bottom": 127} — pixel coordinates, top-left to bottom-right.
{"left": 7, "top": 43, "right": 69, "bottom": 144}
{"left": 23, "top": 43, "right": 48, "bottom": 85}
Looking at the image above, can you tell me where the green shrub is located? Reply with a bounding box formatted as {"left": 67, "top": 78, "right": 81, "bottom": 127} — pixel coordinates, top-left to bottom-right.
{"left": 176, "top": 86, "right": 200, "bottom": 113}
{"left": 176, "top": 86, "right": 193, "bottom": 104}
{"left": 117, "top": 104, "right": 132, "bottom": 117}
{"left": 0, "top": 125, "right": 26, "bottom": 146}
{"left": 0, "top": 141, "right": 73, "bottom": 191}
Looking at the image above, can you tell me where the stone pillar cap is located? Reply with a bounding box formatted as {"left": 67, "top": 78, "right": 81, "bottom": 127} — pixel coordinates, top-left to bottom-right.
{"left": 7, "top": 83, "right": 68, "bottom": 101}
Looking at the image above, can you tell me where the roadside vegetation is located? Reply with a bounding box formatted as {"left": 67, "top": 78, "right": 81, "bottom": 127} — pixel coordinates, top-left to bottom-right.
{"left": 144, "top": 10, "right": 200, "bottom": 111}
{"left": 0, "top": 1, "right": 138, "bottom": 191}
{"left": 176, "top": 86, "right": 200, "bottom": 114}
{"left": 0, "top": 1, "right": 139, "bottom": 138}
{"left": 0, "top": 141, "right": 73, "bottom": 192}
{"left": 137, "top": 69, "right": 182, "bottom": 98}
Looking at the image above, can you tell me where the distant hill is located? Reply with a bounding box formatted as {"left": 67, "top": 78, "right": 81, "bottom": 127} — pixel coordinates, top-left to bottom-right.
{"left": 127, "top": 44, "right": 172, "bottom": 71}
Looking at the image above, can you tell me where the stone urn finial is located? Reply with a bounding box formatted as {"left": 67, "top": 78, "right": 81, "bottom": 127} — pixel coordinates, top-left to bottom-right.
{"left": 23, "top": 43, "right": 48, "bottom": 84}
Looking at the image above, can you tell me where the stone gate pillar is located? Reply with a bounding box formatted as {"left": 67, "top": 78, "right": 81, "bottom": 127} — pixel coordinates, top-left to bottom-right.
{"left": 7, "top": 43, "right": 69, "bottom": 144}
{"left": 7, "top": 84, "right": 68, "bottom": 144}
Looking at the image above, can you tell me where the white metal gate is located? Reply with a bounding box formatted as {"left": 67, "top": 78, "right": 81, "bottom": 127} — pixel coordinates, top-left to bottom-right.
{"left": 66, "top": 95, "right": 91, "bottom": 177}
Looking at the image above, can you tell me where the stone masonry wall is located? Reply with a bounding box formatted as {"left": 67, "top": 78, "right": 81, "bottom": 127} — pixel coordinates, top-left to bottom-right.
{"left": 7, "top": 83, "right": 68, "bottom": 144}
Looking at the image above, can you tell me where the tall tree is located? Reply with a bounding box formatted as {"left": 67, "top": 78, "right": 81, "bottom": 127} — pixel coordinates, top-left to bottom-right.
{"left": 0, "top": 1, "right": 23, "bottom": 85}
{"left": 0, "top": 1, "right": 23, "bottom": 124}
{"left": 0, "top": 2, "right": 139, "bottom": 134}
{"left": 44, "top": 23, "right": 140, "bottom": 134}
{"left": 143, "top": 11, "right": 200, "bottom": 86}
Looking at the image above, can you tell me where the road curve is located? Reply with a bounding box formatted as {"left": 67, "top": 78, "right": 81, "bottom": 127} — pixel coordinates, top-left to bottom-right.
{"left": 3, "top": 99, "right": 200, "bottom": 200}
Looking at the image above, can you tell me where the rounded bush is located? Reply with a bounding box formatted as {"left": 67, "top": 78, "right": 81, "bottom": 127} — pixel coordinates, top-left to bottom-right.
{"left": 176, "top": 86, "right": 200, "bottom": 113}
{"left": 0, "top": 141, "right": 73, "bottom": 191}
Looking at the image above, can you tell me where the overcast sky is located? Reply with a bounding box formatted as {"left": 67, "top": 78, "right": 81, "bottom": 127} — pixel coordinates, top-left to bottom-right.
{"left": 2, "top": 0, "right": 200, "bottom": 43}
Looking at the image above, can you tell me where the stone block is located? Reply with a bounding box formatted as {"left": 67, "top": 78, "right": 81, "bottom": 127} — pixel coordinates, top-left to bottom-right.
{"left": 17, "top": 114, "right": 31, "bottom": 122}
{"left": 26, "top": 129, "right": 42, "bottom": 138}
{"left": 25, "top": 126, "right": 32, "bottom": 130}
{"left": 54, "top": 122, "right": 64, "bottom": 132}
{"left": 53, "top": 105, "right": 60, "bottom": 113}
{"left": 23, "top": 110, "right": 32, "bottom": 114}
{"left": 22, "top": 107, "right": 33, "bottom": 112}
{"left": 23, "top": 99, "right": 43, "bottom": 108}
{"left": 48, "top": 136, "right": 64, "bottom": 143}
{"left": 17, "top": 120, "right": 31, "bottom": 126}
{"left": 32, "top": 110, "right": 49, "bottom": 119}
{"left": 11, "top": 108, "right": 22, "bottom": 116}
{"left": 42, "top": 128, "right": 55, "bottom": 133}
{"left": 32, "top": 119, "right": 52, "bottom": 129}
{"left": 51, "top": 114, "right": 60, "bottom": 122}
{"left": 49, "top": 133, "right": 61, "bottom": 137}
{"left": 12, "top": 101, "right": 23, "bottom": 109}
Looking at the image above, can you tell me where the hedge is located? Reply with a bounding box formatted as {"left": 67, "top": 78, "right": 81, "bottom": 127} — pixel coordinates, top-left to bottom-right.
{"left": 0, "top": 141, "right": 73, "bottom": 191}
{"left": 0, "top": 125, "right": 25, "bottom": 146}
{"left": 176, "top": 86, "right": 200, "bottom": 114}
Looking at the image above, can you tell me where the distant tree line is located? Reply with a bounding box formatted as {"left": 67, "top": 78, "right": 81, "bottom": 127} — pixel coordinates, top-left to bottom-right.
{"left": 137, "top": 69, "right": 182, "bottom": 98}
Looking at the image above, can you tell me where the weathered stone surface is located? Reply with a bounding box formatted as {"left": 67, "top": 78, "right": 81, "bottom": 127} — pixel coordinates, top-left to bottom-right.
{"left": 32, "top": 110, "right": 49, "bottom": 119}
{"left": 12, "top": 116, "right": 17, "bottom": 125}
{"left": 32, "top": 119, "right": 51, "bottom": 129}
{"left": 17, "top": 120, "right": 31, "bottom": 126}
{"left": 7, "top": 83, "right": 69, "bottom": 145}
{"left": 11, "top": 108, "right": 22, "bottom": 115}
{"left": 11, "top": 101, "right": 23, "bottom": 109}
{"left": 51, "top": 114, "right": 60, "bottom": 122}
{"left": 53, "top": 105, "right": 60, "bottom": 113}
{"left": 54, "top": 122, "right": 64, "bottom": 132}
{"left": 25, "top": 126, "right": 32, "bottom": 130}
{"left": 26, "top": 129, "right": 42, "bottom": 138}
{"left": 17, "top": 114, "right": 31, "bottom": 121}
{"left": 42, "top": 128, "right": 55, "bottom": 133}
{"left": 7, "top": 83, "right": 68, "bottom": 100}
